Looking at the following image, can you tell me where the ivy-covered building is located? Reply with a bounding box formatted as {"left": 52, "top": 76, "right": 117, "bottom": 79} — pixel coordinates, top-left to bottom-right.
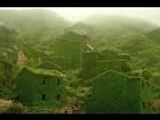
{"left": 14, "top": 67, "right": 65, "bottom": 105}
{"left": 82, "top": 50, "right": 131, "bottom": 79}
{"left": 85, "top": 70, "right": 150, "bottom": 113}
{"left": 52, "top": 31, "right": 93, "bottom": 69}
{"left": 68, "top": 22, "right": 92, "bottom": 36}
{"left": 99, "top": 49, "right": 131, "bottom": 61}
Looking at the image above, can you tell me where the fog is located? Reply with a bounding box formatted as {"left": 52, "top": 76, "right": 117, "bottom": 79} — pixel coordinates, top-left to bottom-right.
{"left": 0, "top": 7, "right": 160, "bottom": 25}
{"left": 51, "top": 7, "right": 160, "bottom": 25}
{"left": 0, "top": 7, "right": 160, "bottom": 114}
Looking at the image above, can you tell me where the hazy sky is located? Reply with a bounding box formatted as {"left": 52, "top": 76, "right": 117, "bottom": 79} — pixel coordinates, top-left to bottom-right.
{"left": 1, "top": 7, "right": 160, "bottom": 25}
{"left": 51, "top": 7, "right": 160, "bottom": 25}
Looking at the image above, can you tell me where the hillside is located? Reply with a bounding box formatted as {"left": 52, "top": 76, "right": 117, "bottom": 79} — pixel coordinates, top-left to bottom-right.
{"left": 0, "top": 9, "right": 70, "bottom": 35}
{"left": 147, "top": 28, "right": 160, "bottom": 44}
{"left": 84, "top": 14, "right": 158, "bottom": 34}
{"left": 0, "top": 9, "right": 72, "bottom": 68}
{"left": 0, "top": 9, "right": 160, "bottom": 113}
{"left": 70, "top": 16, "right": 160, "bottom": 97}
{"left": 80, "top": 14, "right": 159, "bottom": 48}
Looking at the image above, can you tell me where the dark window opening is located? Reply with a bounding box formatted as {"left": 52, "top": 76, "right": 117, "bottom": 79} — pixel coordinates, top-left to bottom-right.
{"left": 148, "top": 102, "right": 151, "bottom": 106}
{"left": 57, "top": 94, "right": 60, "bottom": 101}
{"left": 142, "top": 82, "right": 144, "bottom": 88}
{"left": 57, "top": 79, "right": 60, "bottom": 85}
{"left": 88, "top": 94, "right": 92, "bottom": 98}
{"left": 75, "top": 103, "right": 78, "bottom": 107}
{"left": 43, "top": 79, "right": 46, "bottom": 85}
{"left": 14, "top": 96, "right": 20, "bottom": 102}
{"left": 142, "top": 102, "right": 145, "bottom": 108}
{"left": 42, "top": 94, "right": 46, "bottom": 101}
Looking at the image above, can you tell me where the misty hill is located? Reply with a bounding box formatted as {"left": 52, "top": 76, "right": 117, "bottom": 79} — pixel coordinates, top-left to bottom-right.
{"left": 0, "top": 9, "right": 72, "bottom": 69}
{"left": 147, "top": 28, "right": 160, "bottom": 44}
{"left": 97, "top": 33, "right": 160, "bottom": 76}
{"left": 0, "top": 9, "right": 70, "bottom": 35}
{"left": 113, "top": 34, "right": 160, "bottom": 69}
{"left": 83, "top": 15, "right": 157, "bottom": 39}
{"left": 84, "top": 15, "right": 158, "bottom": 35}
{"left": 67, "top": 22, "right": 93, "bottom": 35}
{"left": 79, "top": 15, "right": 158, "bottom": 48}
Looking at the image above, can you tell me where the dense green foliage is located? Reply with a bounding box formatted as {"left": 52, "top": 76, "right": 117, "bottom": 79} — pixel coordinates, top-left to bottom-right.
{"left": 147, "top": 28, "right": 160, "bottom": 44}
{"left": 0, "top": 9, "right": 70, "bottom": 34}
{"left": 14, "top": 67, "right": 65, "bottom": 105}
{"left": 0, "top": 9, "right": 160, "bottom": 113}
{"left": 86, "top": 70, "right": 142, "bottom": 113}
{"left": 53, "top": 32, "right": 88, "bottom": 69}
{"left": 81, "top": 15, "right": 158, "bottom": 48}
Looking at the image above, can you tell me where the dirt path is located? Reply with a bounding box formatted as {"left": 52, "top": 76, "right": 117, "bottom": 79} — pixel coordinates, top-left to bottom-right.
{"left": 16, "top": 51, "right": 27, "bottom": 66}
{"left": 0, "top": 99, "right": 13, "bottom": 113}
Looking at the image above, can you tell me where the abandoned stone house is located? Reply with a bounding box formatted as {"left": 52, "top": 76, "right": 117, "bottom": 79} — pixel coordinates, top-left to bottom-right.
{"left": 85, "top": 70, "right": 150, "bottom": 113}
{"left": 99, "top": 49, "right": 131, "bottom": 61}
{"left": 14, "top": 67, "right": 65, "bottom": 105}
{"left": 52, "top": 31, "right": 94, "bottom": 69}
{"left": 82, "top": 50, "right": 131, "bottom": 79}
{"left": 82, "top": 49, "right": 151, "bottom": 113}
{"left": 48, "top": 57, "right": 72, "bottom": 70}
{"left": 68, "top": 22, "right": 92, "bottom": 36}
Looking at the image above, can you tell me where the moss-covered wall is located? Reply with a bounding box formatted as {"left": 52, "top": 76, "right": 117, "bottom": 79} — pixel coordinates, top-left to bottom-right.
{"left": 53, "top": 40, "right": 86, "bottom": 69}
{"left": 99, "top": 49, "right": 131, "bottom": 61}
{"left": 62, "top": 31, "right": 87, "bottom": 44}
{"left": 31, "top": 75, "right": 63, "bottom": 104}
{"left": 98, "top": 60, "right": 123, "bottom": 72}
{"left": 126, "top": 77, "right": 142, "bottom": 113}
{"left": 53, "top": 32, "right": 87, "bottom": 69}
{"left": 82, "top": 50, "right": 131, "bottom": 80}
{"left": 85, "top": 70, "right": 142, "bottom": 114}
{"left": 141, "top": 79, "right": 151, "bottom": 113}
{"left": 15, "top": 70, "right": 34, "bottom": 103}
{"left": 15, "top": 67, "right": 64, "bottom": 105}
{"left": 83, "top": 59, "right": 130, "bottom": 80}
{"left": 98, "top": 59, "right": 130, "bottom": 72}
{"left": 49, "top": 57, "right": 72, "bottom": 70}
{"left": 82, "top": 52, "right": 98, "bottom": 79}
{"left": 99, "top": 49, "right": 118, "bottom": 60}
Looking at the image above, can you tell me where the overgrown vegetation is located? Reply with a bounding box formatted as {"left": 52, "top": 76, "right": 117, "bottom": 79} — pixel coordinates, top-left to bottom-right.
{"left": 0, "top": 9, "right": 160, "bottom": 113}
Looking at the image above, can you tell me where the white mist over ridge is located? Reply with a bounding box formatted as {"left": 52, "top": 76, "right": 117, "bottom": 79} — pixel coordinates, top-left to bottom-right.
{"left": 0, "top": 7, "right": 160, "bottom": 26}
{"left": 51, "top": 7, "right": 160, "bottom": 26}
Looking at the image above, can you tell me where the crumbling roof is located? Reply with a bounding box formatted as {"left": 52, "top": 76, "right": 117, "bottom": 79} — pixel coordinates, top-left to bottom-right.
{"left": 91, "top": 70, "right": 141, "bottom": 83}
{"left": 86, "top": 44, "right": 94, "bottom": 52}
{"left": 68, "top": 22, "right": 90, "bottom": 35}
{"left": 61, "top": 31, "right": 88, "bottom": 42}
{"left": 101, "top": 49, "right": 118, "bottom": 55}
{"left": 19, "top": 66, "right": 65, "bottom": 78}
